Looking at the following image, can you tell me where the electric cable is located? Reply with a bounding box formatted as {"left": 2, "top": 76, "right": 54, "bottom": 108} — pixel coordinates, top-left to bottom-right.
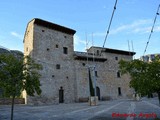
{"left": 143, "top": 4, "right": 160, "bottom": 56}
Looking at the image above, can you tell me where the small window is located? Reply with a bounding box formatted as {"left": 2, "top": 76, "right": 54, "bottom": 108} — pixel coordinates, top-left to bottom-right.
{"left": 56, "top": 64, "right": 60, "bottom": 69}
{"left": 115, "top": 57, "right": 118, "bottom": 60}
{"left": 64, "top": 36, "right": 67, "bottom": 38}
{"left": 82, "top": 63, "right": 86, "bottom": 66}
{"left": 42, "top": 30, "right": 45, "bottom": 32}
{"left": 56, "top": 44, "right": 59, "bottom": 48}
{"left": 118, "top": 87, "right": 122, "bottom": 96}
{"left": 97, "top": 50, "right": 99, "bottom": 55}
{"left": 95, "top": 71, "right": 98, "bottom": 77}
{"left": 117, "top": 71, "right": 121, "bottom": 78}
{"left": 63, "top": 47, "right": 68, "bottom": 54}
{"left": 150, "top": 55, "right": 155, "bottom": 61}
{"left": 47, "top": 48, "right": 50, "bottom": 51}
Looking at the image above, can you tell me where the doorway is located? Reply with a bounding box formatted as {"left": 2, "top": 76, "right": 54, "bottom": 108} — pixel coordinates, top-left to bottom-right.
{"left": 96, "top": 86, "right": 100, "bottom": 100}
{"left": 59, "top": 87, "right": 64, "bottom": 103}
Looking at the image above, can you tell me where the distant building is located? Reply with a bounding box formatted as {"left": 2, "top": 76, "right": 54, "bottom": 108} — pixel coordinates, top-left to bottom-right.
{"left": 23, "top": 18, "right": 136, "bottom": 105}
{"left": 140, "top": 54, "right": 160, "bottom": 62}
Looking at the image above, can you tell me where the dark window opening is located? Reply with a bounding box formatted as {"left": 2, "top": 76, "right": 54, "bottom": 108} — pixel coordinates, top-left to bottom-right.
{"left": 56, "top": 44, "right": 59, "bottom": 48}
{"left": 115, "top": 57, "right": 118, "bottom": 60}
{"left": 56, "top": 64, "right": 60, "bottom": 69}
{"left": 42, "top": 30, "right": 45, "bottom": 32}
{"left": 118, "top": 87, "right": 122, "bottom": 96}
{"left": 63, "top": 47, "right": 68, "bottom": 54}
{"left": 117, "top": 71, "right": 121, "bottom": 78}
{"left": 95, "top": 71, "right": 98, "bottom": 77}
{"left": 52, "top": 75, "right": 54, "bottom": 78}
{"left": 26, "top": 47, "right": 28, "bottom": 52}
{"left": 82, "top": 63, "right": 86, "bottom": 66}
{"left": 59, "top": 87, "right": 64, "bottom": 103}
{"left": 64, "top": 36, "right": 67, "bottom": 38}
{"left": 47, "top": 48, "right": 50, "bottom": 51}
{"left": 97, "top": 50, "right": 99, "bottom": 55}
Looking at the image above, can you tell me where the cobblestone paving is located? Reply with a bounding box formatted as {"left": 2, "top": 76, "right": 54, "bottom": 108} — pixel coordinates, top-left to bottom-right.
{"left": 0, "top": 97, "right": 160, "bottom": 120}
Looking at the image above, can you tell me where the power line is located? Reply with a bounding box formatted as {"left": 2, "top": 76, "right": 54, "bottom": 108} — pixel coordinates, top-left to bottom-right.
{"left": 102, "top": 0, "right": 118, "bottom": 48}
{"left": 143, "top": 4, "right": 160, "bottom": 56}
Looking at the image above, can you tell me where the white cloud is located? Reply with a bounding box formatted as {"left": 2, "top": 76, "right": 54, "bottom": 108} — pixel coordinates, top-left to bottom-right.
{"left": 74, "top": 35, "right": 87, "bottom": 51}
{"left": 154, "top": 26, "right": 160, "bottom": 32}
{"left": 74, "top": 35, "right": 86, "bottom": 45}
{"left": 110, "top": 19, "right": 152, "bottom": 34}
{"left": 92, "top": 32, "right": 105, "bottom": 37}
{"left": 11, "top": 32, "right": 23, "bottom": 39}
{"left": 93, "top": 19, "right": 155, "bottom": 36}
{"left": 132, "top": 27, "right": 151, "bottom": 33}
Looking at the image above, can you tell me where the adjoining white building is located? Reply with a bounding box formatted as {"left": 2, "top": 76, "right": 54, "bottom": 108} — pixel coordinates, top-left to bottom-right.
{"left": 23, "top": 18, "right": 136, "bottom": 105}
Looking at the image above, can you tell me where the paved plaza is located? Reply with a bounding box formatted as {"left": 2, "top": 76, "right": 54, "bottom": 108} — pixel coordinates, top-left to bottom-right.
{"left": 0, "top": 97, "right": 160, "bottom": 120}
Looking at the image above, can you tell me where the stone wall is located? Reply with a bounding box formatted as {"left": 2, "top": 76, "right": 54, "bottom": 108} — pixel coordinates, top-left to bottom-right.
{"left": 24, "top": 18, "right": 135, "bottom": 105}
{"left": 24, "top": 19, "right": 76, "bottom": 105}
{"left": 74, "top": 47, "right": 134, "bottom": 100}
{"left": 0, "top": 98, "right": 25, "bottom": 105}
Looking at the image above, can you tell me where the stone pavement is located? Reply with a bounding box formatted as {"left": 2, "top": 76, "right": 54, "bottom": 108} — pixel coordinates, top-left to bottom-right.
{"left": 0, "top": 97, "right": 160, "bottom": 120}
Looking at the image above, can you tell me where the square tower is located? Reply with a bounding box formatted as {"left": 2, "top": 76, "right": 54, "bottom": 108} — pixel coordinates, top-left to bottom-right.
{"left": 24, "top": 18, "right": 76, "bottom": 105}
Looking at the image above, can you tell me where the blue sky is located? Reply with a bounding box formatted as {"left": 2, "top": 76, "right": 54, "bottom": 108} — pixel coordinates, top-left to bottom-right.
{"left": 0, "top": 0, "right": 159, "bottom": 58}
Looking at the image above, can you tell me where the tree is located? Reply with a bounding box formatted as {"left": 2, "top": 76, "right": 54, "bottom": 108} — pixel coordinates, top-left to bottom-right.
{"left": 119, "top": 57, "right": 160, "bottom": 105}
{"left": 0, "top": 54, "right": 42, "bottom": 120}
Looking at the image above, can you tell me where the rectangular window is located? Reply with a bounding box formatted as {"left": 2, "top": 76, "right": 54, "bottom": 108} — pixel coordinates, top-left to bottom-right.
{"left": 97, "top": 50, "right": 99, "bottom": 55}
{"left": 56, "top": 44, "right": 59, "bottom": 48}
{"left": 63, "top": 47, "right": 68, "bottom": 54}
{"left": 56, "top": 64, "right": 60, "bottom": 69}
{"left": 118, "top": 87, "right": 122, "bottom": 96}
{"left": 95, "top": 71, "right": 98, "bottom": 77}
{"left": 117, "top": 71, "right": 121, "bottom": 78}
{"left": 115, "top": 57, "right": 118, "bottom": 60}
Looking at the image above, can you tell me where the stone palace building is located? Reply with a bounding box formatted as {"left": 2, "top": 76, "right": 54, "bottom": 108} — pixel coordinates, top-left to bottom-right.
{"left": 23, "top": 18, "right": 135, "bottom": 105}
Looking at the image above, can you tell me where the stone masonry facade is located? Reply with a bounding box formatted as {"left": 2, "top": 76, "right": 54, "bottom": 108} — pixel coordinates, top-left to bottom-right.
{"left": 23, "top": 18, "right": 135, "bottom": 105}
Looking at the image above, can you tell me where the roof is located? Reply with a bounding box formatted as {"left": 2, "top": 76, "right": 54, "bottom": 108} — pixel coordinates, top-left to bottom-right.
{"left": 32, "top": 18, "right": 76, "bottom": 35}
{"left": 89, "top": 46, "right": 136, "bottom": 56}
{"left": 104, "top": 48, "right": 136, "bottom": 56}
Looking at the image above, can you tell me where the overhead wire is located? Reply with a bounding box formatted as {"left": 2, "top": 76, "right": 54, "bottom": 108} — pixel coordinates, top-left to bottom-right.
{"left": 143, "top": 4, "right": 160, "bottom": 56}
{"left": 102, "top": 0, "right": 118, "bottom": 48}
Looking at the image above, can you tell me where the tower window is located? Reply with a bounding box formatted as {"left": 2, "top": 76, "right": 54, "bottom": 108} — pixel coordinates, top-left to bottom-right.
{"left": 56, "top": 64, "right": 60, "bottom": 69}
{"left": 63, "top": 47, "right": 68, "bottom": 54}
{"left": 82, "top": 63, "right": 86, "bottom": 66}
{"left": 42, "top": 30, "right": 45, "bottom": 32}
{"left": 115, "top": 57, "right": 118, "bottom": 60}
{"left": 117, "top": 71, "right": 121, "bottom": 78}
{"left": 95, "top": 71, "right": 98, "bottom": 77}
{"left": 56, "top": 44, "right": 59, "bottom": 48}
{"left": 118, "top": 87, "right": 122, "bottom": 96}
{"left": 47, "top": 48, "right": 50, "bottom": 51}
